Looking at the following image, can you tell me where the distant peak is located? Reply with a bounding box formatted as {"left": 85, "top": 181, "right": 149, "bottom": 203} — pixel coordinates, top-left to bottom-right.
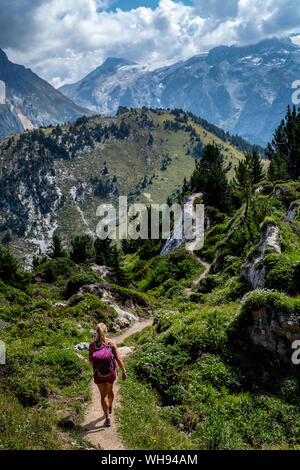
{"left": 83, "top": 57, "right": 137, "bottom": 82}
{"left": 101, "top": 57, "right": 137, "bottom": 68}
{"left": 207, "top": 36, "right": 297, "bottom": 64}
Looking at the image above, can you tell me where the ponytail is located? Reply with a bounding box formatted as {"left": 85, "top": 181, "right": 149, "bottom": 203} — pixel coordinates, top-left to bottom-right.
{"left": 95, "top": 323, "right": 108, "bottom": 346}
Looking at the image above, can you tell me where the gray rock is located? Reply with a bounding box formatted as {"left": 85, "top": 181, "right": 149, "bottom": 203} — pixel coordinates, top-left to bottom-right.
{"left": 161, "top": 193, "right": 204, "bottom": 255}
{"left": 74, "top": 342, "right": 90, "bottom": 351}
{"left": 242, "top": 224, "right": 281, "bottom": 290}
{"left": 286, "top": 201, "right": 300, "bottom": 222}
{"left": 90, "top": 264, "right": 111, "bottom": 278}
{"left": 248, "top": 305, "right": 300, "bottom": 364}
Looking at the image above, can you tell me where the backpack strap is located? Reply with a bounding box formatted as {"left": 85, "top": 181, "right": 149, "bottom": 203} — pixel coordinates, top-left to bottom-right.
{"left": 106, "top": 341, "right": 116, "bottom": 359}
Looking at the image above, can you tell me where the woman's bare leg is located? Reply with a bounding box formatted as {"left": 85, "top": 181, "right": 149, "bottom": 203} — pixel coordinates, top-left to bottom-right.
{"left": 97, "top": 383, "right": 109, "bottom": 419}
{"left": 107, "top": 382, "right": 114, "bottom": 408}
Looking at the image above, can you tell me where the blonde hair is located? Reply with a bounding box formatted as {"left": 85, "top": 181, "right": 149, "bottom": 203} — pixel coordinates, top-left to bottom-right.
{"left": 95, "top": 323, "right": 108, "bottom": 346}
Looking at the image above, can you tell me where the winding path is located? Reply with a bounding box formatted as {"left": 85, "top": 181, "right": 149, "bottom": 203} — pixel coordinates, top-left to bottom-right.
{"left": 185, "top": 257, "right": 211, "bottom": 295}
{"left": 82, "top": 318, "right": 153, "bottom": 450}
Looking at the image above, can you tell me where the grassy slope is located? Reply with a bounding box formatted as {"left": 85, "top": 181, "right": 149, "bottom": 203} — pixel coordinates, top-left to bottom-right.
{"left": 0, "top": 254, "right": 154, "bottom": 450}
{"left": 116, "top": 181, "right": 300, "bottom": 450}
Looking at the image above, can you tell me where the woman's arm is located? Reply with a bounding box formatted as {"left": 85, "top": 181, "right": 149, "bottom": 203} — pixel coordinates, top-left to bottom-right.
{"left": 89, "top": 343, "right": 94, "bottom": 368}
{"left": 110, "top": 341, "right": 127, "bottom": 381}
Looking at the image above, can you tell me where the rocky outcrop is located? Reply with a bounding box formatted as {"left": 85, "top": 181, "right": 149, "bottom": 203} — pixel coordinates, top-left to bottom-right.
{"left": 161, "top": 193, "right": 205, "bottom": 255}
{"left": 79, "top": 283, "right": 152, "bottom": 332}
{"left": 90, "top": 265, "right": 111, "bottom": 279}
{"left": 286, "top": 201, "right": 300, "bottom": 222}
{"left": 242, "top": 224, "right": 281, "bottom": 290}
{"left": 248, "top": 306, "right": 300, "bottom": 364}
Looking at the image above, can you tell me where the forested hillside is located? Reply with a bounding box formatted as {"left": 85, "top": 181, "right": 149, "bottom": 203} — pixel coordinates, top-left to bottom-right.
{"left": 0, "top": 108, "right": 256, "bottom": 265}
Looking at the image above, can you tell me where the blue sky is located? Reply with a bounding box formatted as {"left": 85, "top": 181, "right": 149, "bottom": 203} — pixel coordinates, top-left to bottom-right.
{"left": 1, "top": 0, "right": 300, "bottom": 87}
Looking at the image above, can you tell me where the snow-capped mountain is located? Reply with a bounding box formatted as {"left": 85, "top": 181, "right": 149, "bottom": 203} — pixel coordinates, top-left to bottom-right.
{"left": 0, "top": 49, "right": 91, "bottom": 139}
{"left": 60, "top": 38, "right": 300, "bottom": 146}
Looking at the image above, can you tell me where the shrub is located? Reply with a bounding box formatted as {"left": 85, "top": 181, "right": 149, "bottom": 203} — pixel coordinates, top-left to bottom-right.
{"left": 65, "top": 274, "right": 98, "bottom": 298}
{"left": 13, "top": 374, "right": 47, "bottom": 406}
{"left": 0, "top": 247, "right": 31, "bottom": 291}
{"left": 34, "top": 349, "right": 84, "bottom": 386}
{"left": 191, "top": 354, "right": 241, "bottom": 390}
{"left": 143, "top": 249, "right": 199, "bottom": 291}
{"left": 37, "top": 257, "right": 75, "bottom": 282}
{"left": 198, "top": 274, "right": 224, "bottom": 293}
{"left": 264, "top": 254, "right": 300, "bottom": 295}
{"left": 68, "top": 293, "right": 117, "bottom": 325}
{"left": 0, "top": 281, "right": 31, "bottom": 305}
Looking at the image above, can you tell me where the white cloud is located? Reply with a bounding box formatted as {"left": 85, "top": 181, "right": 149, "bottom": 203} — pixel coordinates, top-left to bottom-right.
{"left": 3, "top": 0, "right": 300, "bottom": 87}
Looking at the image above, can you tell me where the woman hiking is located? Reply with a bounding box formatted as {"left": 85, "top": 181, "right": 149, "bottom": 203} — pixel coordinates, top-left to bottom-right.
{"left": 89, "top": 323, "right": 127, "bottom": 428}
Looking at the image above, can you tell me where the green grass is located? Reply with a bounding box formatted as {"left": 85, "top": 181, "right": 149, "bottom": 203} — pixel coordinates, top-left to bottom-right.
{"left": 0, "top": 272, "right": 100, "bottom": 449}
{"left": 117, "top": 365, "right": 195, "bottom": 450}
{"left": 0, "top": 389, "right": 64, "bottom": 450}
{"left": 117, "top": 301, "right": 300, "bottom": 450}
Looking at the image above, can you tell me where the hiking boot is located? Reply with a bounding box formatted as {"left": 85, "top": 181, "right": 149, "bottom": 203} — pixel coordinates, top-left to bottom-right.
{"left": 105, "top": 418, "right": 111, "bottom": 427}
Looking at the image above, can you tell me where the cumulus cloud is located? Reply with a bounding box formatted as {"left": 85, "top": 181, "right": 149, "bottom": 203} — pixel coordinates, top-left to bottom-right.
{"left": 1, "top": 0, "right": 300, "bottom": 87}
{"left": 0, "top": 0, "right": 48, "bottom": 49}
{"left": 192, "top": 0, "right": 238, "bottom": 19}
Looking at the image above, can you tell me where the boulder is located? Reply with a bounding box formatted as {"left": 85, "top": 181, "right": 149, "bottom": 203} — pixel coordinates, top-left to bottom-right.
{"left": 118, "top": 346, "right": 135, "bottom": 359}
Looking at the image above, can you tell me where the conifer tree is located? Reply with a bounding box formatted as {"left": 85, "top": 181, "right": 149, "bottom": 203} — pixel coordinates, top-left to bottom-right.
{"left": 266, "top": 105, "right": 300, "bottom": 181}
{"left": 70, "top": 234, "right": 94, "bottom": 264}
{"left": 94, "top": 238, "right": 111, "bottom": 265}
{"left": 190, "top": 143, "right": 232, "bottom": 213}
{"left": 47, "top": 234, "right": 66, "bottom": 259}
{"left": 108, "top": 246, "right": 129, "bottom": 287}
{"left": 233, "top": 154, "right": 253, "bottom": 220}
{"left": 250, "top": 148, "right": 265, "bottom": 184}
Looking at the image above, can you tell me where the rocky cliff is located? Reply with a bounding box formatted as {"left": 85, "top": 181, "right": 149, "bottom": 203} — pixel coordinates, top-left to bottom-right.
{"left": 0, "top": 49, "right": 91, "bottom": 139}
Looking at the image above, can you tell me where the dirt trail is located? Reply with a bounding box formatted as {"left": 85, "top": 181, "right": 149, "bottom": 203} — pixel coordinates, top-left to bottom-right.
{"left": 82, "top": 318, "right": 153, "bottom": 450}
{"left": 185, "top": 258, "right": 211, "bottom": 295}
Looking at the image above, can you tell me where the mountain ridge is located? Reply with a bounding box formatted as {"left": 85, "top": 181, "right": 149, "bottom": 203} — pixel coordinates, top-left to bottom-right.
{"left": 59, "top": 37, "right": 300, "bottom": 146}
{"left": 0, "top": 48, "right": 92, "bottom": 139}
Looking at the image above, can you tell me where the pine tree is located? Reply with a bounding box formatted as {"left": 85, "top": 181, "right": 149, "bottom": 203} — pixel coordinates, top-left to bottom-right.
{"left": 250, "top": 148, "right": 265, "bottom": 184}
{"left": 94, "top": 238, "right": 111, "bottom": 265}
{"left": 182, "top": 177, "right": 189, "bottom": 194}
{"left": 108, "top": 246, "right": 129, "bottom": 287}
{"left": 190, "top": 144, "right": 232, "bottom": 213}
{"left": 266, "top": 105, "right": 300, "bottom": 181}
{"left": 70, "top": 234, "right": 94, "bottom": 264}
{"left": 233, "top": 154, "right": 253, "bottom": 220}
{"left": 47, "top": 234, "right": 66, "bottom": 259}
{"left": 233, "top": 150, "right": 264, "bottom": 220}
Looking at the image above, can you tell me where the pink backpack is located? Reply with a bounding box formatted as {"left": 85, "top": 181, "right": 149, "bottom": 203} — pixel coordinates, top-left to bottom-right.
{"left": 92, "top": 342, "right": 115, "bottom": 378}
